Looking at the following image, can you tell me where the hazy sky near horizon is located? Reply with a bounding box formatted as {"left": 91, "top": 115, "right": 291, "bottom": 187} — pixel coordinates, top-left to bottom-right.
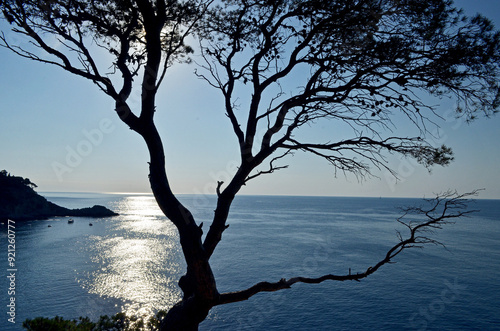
{"left": 1, "top": 1, "right": 499, "bottom": 199}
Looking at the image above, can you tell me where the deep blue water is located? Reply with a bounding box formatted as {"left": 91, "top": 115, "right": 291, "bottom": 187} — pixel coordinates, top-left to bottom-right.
{"left": 1, "top": 194, "right": 499, "bottom": 330}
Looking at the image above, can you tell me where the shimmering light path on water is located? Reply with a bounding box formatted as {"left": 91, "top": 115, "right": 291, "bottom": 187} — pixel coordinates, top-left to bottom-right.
{"left": 78, "top": 195, "right": 185, "bottom": 317}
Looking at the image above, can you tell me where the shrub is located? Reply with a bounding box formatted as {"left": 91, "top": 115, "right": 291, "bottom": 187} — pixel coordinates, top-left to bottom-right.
{"left": 23, "top": 311, "right": 168, "bottom": 331}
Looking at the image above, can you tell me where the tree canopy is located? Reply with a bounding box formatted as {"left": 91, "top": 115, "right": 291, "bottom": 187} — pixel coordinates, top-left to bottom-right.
{"left": 0, "top": 169, "right": 37, "bottom": 189}
{"left": 195, "top": 0, "right": 499, "bottom": 180}
{"left": 1, "top": 0, "right": 499, "bottom": 329}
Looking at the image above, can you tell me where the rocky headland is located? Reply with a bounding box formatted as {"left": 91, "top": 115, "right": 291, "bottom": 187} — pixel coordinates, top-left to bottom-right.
{"left": 0, "top": 170, "right": 118, "bottom": 221}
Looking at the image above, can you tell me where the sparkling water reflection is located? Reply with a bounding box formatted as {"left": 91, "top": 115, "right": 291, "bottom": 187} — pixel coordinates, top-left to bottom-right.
{"left": 81, "top": 236, "right": 181, "bottom": 316}
{"left": 0, "top": 193, "right": 187, "bottom": 325}
{"left": 76, "top": 195, "right": 184, "bottom": 317}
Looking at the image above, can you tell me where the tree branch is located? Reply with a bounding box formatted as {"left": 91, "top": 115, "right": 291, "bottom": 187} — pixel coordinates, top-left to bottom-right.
{"left": 216, "top": 190, "right": 480, "bottom": 306}
{"left": 245, "top": 150, "right": 291, "bottom": 183}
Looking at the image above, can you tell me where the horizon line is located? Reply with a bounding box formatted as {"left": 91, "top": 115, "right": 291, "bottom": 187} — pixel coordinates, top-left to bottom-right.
{"left": 38, "top": 190, "right": 499, "bottom": 200}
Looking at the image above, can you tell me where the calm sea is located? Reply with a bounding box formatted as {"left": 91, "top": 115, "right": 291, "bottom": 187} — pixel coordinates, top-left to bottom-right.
{"left": 1, "top": 193, "right": 499, "bottom": 330}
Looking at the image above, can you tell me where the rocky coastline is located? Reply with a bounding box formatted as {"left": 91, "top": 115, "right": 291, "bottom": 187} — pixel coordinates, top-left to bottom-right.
{"left": 0, "top": 170, "right": 118, "bottom": 222}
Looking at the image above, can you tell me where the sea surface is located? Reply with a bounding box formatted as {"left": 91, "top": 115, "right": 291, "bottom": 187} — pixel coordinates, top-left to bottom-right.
{"left": 1, "top": 193, "right": 499, "bottom": 330}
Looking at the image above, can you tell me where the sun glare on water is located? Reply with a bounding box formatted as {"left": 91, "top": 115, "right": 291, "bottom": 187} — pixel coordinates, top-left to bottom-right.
{"left": 77, "top": 195, "right": 184, "bottom": 317}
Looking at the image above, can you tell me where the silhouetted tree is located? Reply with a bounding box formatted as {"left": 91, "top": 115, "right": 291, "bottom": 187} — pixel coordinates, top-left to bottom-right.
{"left": 1, "top": 1, "right": 499, "bottom": 329}
{"left": 1, "top": 169, "right": 36, "bottom": 189}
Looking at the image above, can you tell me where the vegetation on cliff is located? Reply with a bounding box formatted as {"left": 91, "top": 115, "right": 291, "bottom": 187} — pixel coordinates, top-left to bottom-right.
{"left": 0, "top": 170, "right": 118, "bottom": 221}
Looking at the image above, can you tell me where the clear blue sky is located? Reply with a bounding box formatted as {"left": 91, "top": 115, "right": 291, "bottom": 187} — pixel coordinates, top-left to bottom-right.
{"left": 0, "top": 1, "right": 499, "bottom": 198}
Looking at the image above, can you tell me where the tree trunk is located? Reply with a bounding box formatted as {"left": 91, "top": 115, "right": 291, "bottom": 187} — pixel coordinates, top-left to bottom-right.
{"left": 160, "top": 296, "right": 212, "bottom": 331}
{"left": 139, "top": 121, "right": 218, "bottom": 330}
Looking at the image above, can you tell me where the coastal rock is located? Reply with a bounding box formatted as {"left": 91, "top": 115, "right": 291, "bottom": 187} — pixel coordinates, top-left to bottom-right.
{"left": 0, "top": 170, "right": 118, "bottom": 221}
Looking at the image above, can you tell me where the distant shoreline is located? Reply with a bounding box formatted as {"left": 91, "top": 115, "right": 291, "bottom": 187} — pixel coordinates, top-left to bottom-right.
{"left": 39, "top": 191, "right": 500, "bottom": 201}
{"left": 0, "top": 171, "right": 118, "bottom": 222}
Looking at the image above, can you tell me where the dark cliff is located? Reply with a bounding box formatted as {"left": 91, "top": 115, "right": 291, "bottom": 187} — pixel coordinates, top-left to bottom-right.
{"left": 0, "top": 170, "right": 118, "bottom": 221}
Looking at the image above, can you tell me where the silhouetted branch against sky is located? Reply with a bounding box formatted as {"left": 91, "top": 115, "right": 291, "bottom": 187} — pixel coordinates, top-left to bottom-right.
{"left": 195, "top": 0, "right": 500, "bottom": 185}
{"left": 0, "top": 0, "right": 207, "bottom": 127}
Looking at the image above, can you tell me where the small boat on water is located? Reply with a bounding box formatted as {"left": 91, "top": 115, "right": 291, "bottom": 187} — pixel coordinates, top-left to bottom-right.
{"left": 89, "top": 223, "right": 93, "bottom": 226}
{"left": 68, "top": 219, "right": 74, "bottom": 224}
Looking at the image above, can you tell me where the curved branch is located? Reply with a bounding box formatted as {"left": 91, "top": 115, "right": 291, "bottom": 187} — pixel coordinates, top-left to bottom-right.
{"left": 244, "top": 149, "right": 291, "bottom": 183}
{"left": 216, "top": 190, "right": 480, "bottom": 306}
